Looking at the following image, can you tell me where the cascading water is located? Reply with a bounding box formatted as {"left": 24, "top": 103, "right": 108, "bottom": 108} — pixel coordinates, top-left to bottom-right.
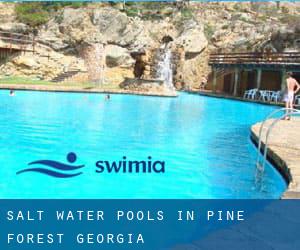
{"left": 157, "top": 45, "right": 175, "bottom": 91}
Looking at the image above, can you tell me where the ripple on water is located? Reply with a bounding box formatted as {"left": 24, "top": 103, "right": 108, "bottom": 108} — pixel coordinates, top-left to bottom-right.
{"left": 0, "top": 91, "right": 287, "bottom": 198}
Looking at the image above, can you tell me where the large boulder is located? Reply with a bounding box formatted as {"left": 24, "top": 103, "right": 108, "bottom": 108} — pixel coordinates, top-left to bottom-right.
{"left": 181, "top": 50, "right": 210, "bottom": 89}
{"left": 269, "top": 26, "right": 300, "bottom": 52}
{"left": 12, "top": 56, "right": 39, "bottom": 69}
{"left": 37, "top": 29, "right": 69, "bottom": 51}
{"left": 0, "top": 22, "right": 29, "bottom": 33}
{"left": 176, "top": 20, "right": 208, "bottom": 54}
{"left": 119, "top": 20, "right": 156, "bottom": 50}
{"left": 58, "top": 8, "right": 100, "bottom": 44}
{"left": 92, "top": 8, "right": 129, "bottom": 43}
{"left": 105, "top": 45, "right": 134, "bottom": 68}
{"left": 119, "top": 77, "right": 177, "bottom": 97}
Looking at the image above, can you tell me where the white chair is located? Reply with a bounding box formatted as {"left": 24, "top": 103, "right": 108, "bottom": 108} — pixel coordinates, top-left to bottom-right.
{"left": 249, "top": 88, "right": 258, "bottom": 99}
{"left": 270, "top": 91, "right": 281, "bottom": 103}
{"left": 295, "top": 95, "right": 300, "bottom": 105}
{"left": 243, "top": 89, "right": 251, "bottom": 99}
{"left": 244, "top": 88, "right": 258, "bottom": 100}
{"left": 259, "top": 90, "right": 269, "bottom": 101}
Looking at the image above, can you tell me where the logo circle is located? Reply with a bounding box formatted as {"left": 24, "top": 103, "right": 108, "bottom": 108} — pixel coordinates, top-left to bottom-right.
{"left": 67, "top": 152, "right": 77, "bottom": 163}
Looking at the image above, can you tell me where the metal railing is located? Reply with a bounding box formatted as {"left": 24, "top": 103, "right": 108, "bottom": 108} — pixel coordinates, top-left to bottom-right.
{"left": 255, "top": 108, "right": 300, "bottom": 185}
{"left": 0, "top": 30, "right": 35, "bottom": 52}
{"left": 0, "top": 30, "right": 54, "bottom": 60}
{"left": 209, "top": 52, "right": 300, "bottom": 65}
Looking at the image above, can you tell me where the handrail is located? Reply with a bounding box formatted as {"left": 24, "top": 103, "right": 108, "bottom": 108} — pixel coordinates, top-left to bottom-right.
{"left": 209, "top": 58, "right": 300, "bottom": 61}
{"left": 210, "top": 55, "right": 300, "bottom": 58}
{"left": 0, "top": 30, "right": 32, "bottom": 38}
{"left": 261, "top": 110, "right": 300, "bottom": 170}
{"left": 209, "top": 52, "right": 300, "bottom": 65}
{"left": 210, "top": 52, "right": 300, "bottom": 56}
{"left": 0, "top": 30, "right": 35, "bottom": 52}
{"left": 0, "top": 36, "right": 33, "bottom": 44}
{"left": 256, "top": 108, "right": 300, "bottom": 171}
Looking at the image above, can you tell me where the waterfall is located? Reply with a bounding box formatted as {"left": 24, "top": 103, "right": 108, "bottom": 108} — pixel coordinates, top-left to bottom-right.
{"left": 157, "top": 46, "right": 175, "bottom": 91}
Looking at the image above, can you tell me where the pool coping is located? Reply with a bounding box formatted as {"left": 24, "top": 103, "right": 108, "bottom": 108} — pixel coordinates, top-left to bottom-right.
{"left": 250, "top": 121, "right": 300, "bottom": 199}
{"left": 185, "top": 90, "right": 286, "bottom": 107}
{"left": 185, "top": 90, "right": 299, "bottom": 199}
{"left": 0, "top": 84, "right": 178, "bottom": 98}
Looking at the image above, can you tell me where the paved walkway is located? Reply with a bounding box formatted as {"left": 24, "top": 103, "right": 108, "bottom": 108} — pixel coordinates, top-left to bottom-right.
{"left": 251, "top": 118, "right": 300, "bottom": 198}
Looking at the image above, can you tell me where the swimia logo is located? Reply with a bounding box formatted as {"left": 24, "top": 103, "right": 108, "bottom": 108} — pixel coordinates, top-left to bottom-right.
{"left": 16, "top": 153, "right": 165, "bottom": 178}
{"left": 16, "top": 153, "right": 85, "bottom": 178}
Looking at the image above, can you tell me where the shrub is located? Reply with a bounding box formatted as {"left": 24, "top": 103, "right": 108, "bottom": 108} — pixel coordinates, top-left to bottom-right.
{"left": 204, "top": 23, "right": 215, "bottom": 40}
{"left": 180, "top": 8, "right": 193, "bottom": 19}
{"left": 281, "top": 6, "right": 289, "bottom": 14}
{"left": 15, "top": 2, "right": 88, "bottom": 27}
{"left": 15, "top": 3, "right": 50, "bottom": 27}
{"left": 124, "top": 8, "right": 140, "bottom": 18}
{"left": 279, "top": 14, "right": 300, "bottom": 26}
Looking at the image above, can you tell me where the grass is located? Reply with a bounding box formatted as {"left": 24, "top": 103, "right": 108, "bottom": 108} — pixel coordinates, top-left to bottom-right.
{"left": 0, "top": 76, "right": 121, "bottom": 90}
{"left": 0, "top": 77, "right": 54, "bottom": 85}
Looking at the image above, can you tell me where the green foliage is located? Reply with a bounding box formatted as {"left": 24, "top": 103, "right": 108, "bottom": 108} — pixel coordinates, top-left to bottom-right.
{"left": 281, "top": 6, "right": 289, "bottom": 14}
{"left": 239, "top": 16, "right": 257, "bottom": 25}
{"left": 233, "top": 3, "right": 243, "bottom": 12}
{"left": 204, "top": 23, "right": 215, "bottom": 41}
{"left": 15, "top": 2, "right": 88, "bottom": 27}
{"left": 15, "top": 3, "right": 50, "bottom": 27}
{"left": 123, "top": 2, "right": 176, "bottom": 20}
{"left": 257, "top": 15, "right": 268, "bottom": 22}
{"left": 124, "top": 8, "right": 140, "bottom": 18}
{"left": 233, "top": 3, "right": 249, "bottom": 13}
{"left": 180, "top": 8, "right": 193, "bottom": 20}
{"left": 279, "top": 14, "right": 300, "bottom": 26}
{"left": 43, "top": 2, "right": 87, "bottom": 11}
{"left": 221, "top": 24, "right": 229, "bottom": 30}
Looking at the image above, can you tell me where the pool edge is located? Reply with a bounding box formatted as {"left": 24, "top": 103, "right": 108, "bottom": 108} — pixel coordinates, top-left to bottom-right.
{"left": 184, "top": 90, "right": 285, "bottom": 107}
{"left": 250, "top": 122, "right": 300, "bottom": 199}
{"left": 0, "top": 84, "right": 178, "bottom": 98}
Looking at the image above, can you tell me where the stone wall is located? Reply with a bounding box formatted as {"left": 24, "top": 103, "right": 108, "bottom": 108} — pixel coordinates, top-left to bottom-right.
{"left": 79, "top": 43, "right": 105, "bottom": 84}
{"left": 0, "top": 2, "right": 299, "bottom": 89}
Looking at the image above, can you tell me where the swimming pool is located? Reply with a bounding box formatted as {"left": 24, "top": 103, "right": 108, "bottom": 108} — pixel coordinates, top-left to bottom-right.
{"left": 0, "top": 90, "right": 286, "bottom": 198}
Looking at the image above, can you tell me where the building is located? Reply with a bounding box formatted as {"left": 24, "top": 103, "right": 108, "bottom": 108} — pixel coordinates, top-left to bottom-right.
{"left": 207, "top": 52, "right": 300, "bottom": 97}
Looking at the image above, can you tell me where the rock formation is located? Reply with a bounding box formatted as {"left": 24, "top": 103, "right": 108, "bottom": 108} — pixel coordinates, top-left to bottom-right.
{"left": 0, "top": 2, "right": 299, "bottom": 90}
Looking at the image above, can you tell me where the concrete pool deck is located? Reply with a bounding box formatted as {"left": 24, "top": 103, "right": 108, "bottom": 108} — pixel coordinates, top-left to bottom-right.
{"left": 0, "top": 84, "right": 178, "bottom": 97}
{"left": 251, "top": 118, "right": 300, "bottom": 199}
{"left": 187, "top": 90, "right": 287, "bottom": 107}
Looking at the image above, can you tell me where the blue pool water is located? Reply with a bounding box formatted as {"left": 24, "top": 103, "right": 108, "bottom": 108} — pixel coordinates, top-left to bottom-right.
{"left": 0, "top": 90, "right": 286, "bottom": 198}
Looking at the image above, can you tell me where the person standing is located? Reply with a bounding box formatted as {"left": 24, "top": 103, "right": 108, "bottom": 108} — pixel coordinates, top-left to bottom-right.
{"left": 284, "top": 72, "right": 300, "bottom": 120}
{"left": 200, "top": 76, "right": 207, "bottom": 90}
